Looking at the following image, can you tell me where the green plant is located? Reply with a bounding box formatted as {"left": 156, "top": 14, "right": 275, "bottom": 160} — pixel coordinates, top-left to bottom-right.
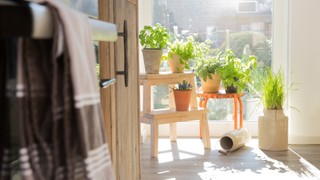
{"left": 260, "top": 66, "right": 299, "bottom": 111}
{"left": 217, "top": 50, "right": 257, "bottom": 94}
{"left": 194, "top": 53, "right": 224, "bottom": 82}
{"left": 166, "top": 36, "right": 211, "bottom": 70}
{"left": 139, "top": 23, "right": 169, "bottom": 49}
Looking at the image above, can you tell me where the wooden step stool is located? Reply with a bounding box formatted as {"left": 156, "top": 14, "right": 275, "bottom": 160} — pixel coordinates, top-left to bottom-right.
{"left": 140, "top": 72, "right": 211, "bottom": 157}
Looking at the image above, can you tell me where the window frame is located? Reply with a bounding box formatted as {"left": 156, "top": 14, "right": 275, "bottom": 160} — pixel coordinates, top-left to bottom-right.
{"left": 139, "top": 0, "right": 287, "bottom": 138}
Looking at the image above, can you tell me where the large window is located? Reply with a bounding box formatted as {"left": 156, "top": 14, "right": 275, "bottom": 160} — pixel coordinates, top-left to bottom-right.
{"left": 152, "top": 0, "right": 273, "bottom": 121}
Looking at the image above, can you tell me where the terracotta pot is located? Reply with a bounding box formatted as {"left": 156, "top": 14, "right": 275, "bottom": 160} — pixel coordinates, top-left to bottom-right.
{"left": 168, "top": 53, "right": 185, "bottom": 73}
{"left": 258, "top": 109, "right": 288, "bottom": 151}
{"left": 200, "top": 73, "right": 221, "bottom": 93}
{"left": 142, "top": 49, "right": 163, "bottom": 74}
{"left": 173, "top": 90, "right": 191, "bottom": 111}
{"left": 225, "top": 77, "right": 238, "bottom": 93}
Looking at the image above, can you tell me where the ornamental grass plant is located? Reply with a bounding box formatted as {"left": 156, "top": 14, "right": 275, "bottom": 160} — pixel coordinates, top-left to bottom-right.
{"left": 261, "top": 66, "right": 285, "bottom": 109}
{"left": 260, "top": 66, "right": 299, "bottom": 111}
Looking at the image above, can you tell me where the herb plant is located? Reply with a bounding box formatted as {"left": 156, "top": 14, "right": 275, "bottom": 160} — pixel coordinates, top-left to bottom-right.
{"left": 139, "top": 23, "right": 169, "bottom": 49}
{"left": 262, "top": 66, "right": 284, "bottom": 109}
{"left": 169, "top": 70, "right": 206, "bottom": 103}
{"left": 260, "top": 66, "right": 299, "bottom": 112}
{"left": 166, "top": 36, "right": 211, "bottom": 70}
{"left": 217, "top": 50, "right": 257, "bottom": 94}
{"left": 194, "top": 54, "right": 224, "bottom": 82}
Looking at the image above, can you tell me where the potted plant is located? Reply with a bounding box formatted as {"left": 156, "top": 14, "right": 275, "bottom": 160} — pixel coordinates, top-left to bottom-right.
{"left": 195, "top": 55, "right": 224, "bottom": 93}
{"left": 258, "top": 66, "right": 299, "bottom": 151}
{"left": 217, "top": 50, "right": 257, "bottom": 94}
{"left": 139, "top": 23, "right": 169, "bottom": 74}
{"left": 166, "top": 36, "right": 211, "bottom": 73}
{"left": 171, "top": 79, "right": 193, "bottom": 111}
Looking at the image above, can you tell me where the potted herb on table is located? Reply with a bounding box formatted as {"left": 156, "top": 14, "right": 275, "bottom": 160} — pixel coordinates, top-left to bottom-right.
{"left": 139, "top": 23, "right": 169, "bottom": 74}
{"left": 195, "top": 55, "right": 224, "bottom": 93}
{"left": 165, "top": 36, "right": 211, "bottom": 73}
{"left": 217, "top": 50, "right": 257, "bottom": 94}
{"left": 258, "top": 66, "right": 299, "bottom": 151}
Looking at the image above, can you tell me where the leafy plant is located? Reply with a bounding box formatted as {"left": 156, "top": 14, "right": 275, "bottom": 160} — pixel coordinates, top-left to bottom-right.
{"left": 194, "top": 53, "right": 224, "bottom": 82}
{"left": 217, "top": 50, "right": 257, "bottom": 94}
{"left": 139, "top": 23, "right": 169, "bottom": 49}
{"left": 260, "top": 66, "right": 299, "bottom": 111}
{"left": 166, "top": 36, "right": 211, "bottom": 70}
{"left": 169, "top": 70, "right": 206, "bottom": 102}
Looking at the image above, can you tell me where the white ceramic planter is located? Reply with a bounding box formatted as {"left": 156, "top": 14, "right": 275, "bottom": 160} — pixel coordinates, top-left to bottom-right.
{"left": 142, "top": 49, "right": 163, "bottom": 74}
{"left": 220, "top": 128, "right": 251, "bottom": 152}
{"left": 258, "top": 109, "right": 288, "bottom": 151}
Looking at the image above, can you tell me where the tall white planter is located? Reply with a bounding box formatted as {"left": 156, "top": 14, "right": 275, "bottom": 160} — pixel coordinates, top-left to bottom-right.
{"left": 258, "top": 109, "right": 288, "bottom": 151}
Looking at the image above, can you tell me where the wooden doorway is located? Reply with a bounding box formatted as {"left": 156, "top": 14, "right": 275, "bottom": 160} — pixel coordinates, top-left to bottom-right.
{"left": 98, "top": 0, "right": 140, "bottom": 180}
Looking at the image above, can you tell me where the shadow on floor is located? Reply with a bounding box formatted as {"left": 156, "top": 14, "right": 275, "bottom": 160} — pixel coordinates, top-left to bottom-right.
{"left": 141, "top": 138, "right": 320, "bottom": 180}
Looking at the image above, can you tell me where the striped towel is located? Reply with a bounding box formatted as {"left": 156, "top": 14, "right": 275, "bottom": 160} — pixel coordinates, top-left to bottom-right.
{"left": 9, "top": 0, "right": 114, "bottom": 179}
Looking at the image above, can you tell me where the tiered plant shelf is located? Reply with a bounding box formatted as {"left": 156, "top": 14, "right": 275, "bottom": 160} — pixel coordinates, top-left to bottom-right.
{"left": 140, "top": 72, "right": 211, "bottom": 157}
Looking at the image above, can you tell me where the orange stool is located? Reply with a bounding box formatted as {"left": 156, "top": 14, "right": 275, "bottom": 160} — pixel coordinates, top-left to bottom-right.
{"left": 197, "top": 90, "right": 244, "bottom": 138}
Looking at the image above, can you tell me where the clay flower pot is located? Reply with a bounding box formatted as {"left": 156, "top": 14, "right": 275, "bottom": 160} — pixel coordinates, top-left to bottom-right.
{"left": 173, "top": 90, "right": 192, "bottom": 111}
{"left": 142, "top": 49, "right": 163, "bottom": 74}
{"left": 168, "top": 53, "right": 185, "bottom": 73}
{"left": 258, "top": 109, "right": 288, "bottom": 151}
{"left": 200, "top": 73, "right": 221, "bottom": 93}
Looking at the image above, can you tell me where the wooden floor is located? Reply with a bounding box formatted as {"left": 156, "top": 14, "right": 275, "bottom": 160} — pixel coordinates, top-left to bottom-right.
{"left": 141, "top": 137, "right": 320, "bottom": 180}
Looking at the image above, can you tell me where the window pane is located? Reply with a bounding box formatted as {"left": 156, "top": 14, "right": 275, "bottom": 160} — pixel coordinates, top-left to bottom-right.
{"left": 152, "top": 0, "right": 273, "bottom": 121}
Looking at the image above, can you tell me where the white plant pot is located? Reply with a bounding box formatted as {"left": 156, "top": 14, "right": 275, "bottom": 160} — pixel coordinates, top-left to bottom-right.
{"left": 258, "top": 109, "right": 288, "bottom": 151}
{"left": 142, "top": 49, "right": 163, "bottom": 74}
{"left": 220, "top": 128, "right": 251, "bottom": 152}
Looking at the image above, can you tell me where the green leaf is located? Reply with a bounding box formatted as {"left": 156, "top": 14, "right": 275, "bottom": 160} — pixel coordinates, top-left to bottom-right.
{"left": 168, "top": 51, "right": 172, "bottom": 59}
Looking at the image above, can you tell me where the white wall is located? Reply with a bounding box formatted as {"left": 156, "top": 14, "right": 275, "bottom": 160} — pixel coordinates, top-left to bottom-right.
{"left": 288, "top": 0, "right": 320, "bottom": 144}
{"left": 139, "top": 0, "right": 152, "bottom": 143}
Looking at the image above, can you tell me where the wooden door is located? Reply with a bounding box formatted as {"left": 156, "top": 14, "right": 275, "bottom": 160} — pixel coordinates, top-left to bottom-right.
{"left": 98, "top": 0, "right": 140, "bottom": 180}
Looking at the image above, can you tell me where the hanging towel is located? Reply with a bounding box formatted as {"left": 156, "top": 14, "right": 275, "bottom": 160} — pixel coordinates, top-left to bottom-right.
{"left": 15, "top": 1, "right": 114, "bottom": 180}
{"left": 0, "top": 39, "right": 10, "bottom": 180}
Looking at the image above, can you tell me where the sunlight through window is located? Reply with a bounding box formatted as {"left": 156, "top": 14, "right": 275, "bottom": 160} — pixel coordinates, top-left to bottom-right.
{"left": 158, "top": 152, "right": 173, "bottom": 163}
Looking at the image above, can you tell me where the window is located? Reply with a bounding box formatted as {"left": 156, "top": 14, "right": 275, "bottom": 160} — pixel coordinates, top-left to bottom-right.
{"left": 151, "top": 0, "right": 273, "bottom": 121}
{"left": 238, "top": 1, "right": 258, "bottom": 13}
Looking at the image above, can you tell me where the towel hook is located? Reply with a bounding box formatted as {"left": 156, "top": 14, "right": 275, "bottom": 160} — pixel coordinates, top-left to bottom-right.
{"left": 116, "top": 20, "right": 128, "bottom": 87}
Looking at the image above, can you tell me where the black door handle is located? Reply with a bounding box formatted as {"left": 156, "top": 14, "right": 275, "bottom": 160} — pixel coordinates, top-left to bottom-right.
{"left": 117, "top": 20, "right": 128, "bottom": 87}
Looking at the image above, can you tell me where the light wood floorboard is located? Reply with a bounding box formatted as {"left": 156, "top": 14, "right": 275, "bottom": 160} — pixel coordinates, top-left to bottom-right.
{"left": 141, "top": 138, "right": 320, "bottom": 180}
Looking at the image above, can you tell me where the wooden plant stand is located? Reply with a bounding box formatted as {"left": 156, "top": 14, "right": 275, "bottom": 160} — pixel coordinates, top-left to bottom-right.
{"left": 140, "top": 72, "right": 211, "bottom": 157}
